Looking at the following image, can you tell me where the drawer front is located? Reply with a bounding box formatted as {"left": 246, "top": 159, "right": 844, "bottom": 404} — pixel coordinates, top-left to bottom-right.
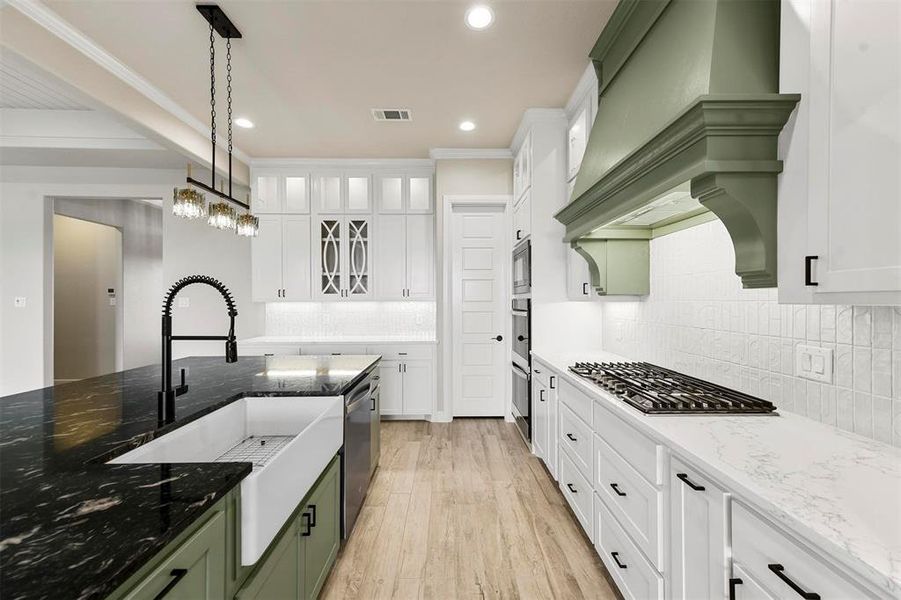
{"left": 595, "top": 494, "right": 664, "bottom": 600}
{"left": 732, "top": 502, "right": 873, "bottom": 600}
{"left": 559, "top": 451, "right": 593, "bottom": 541}
{"left": 303, "top": 344, "right": 367, "bottom": 355}
{"left": 559, "top": 378, "right": 593, "bottom": 427}
{"left": 531, "top": 359, "right": 551, "bottom": 388}
{"left": 365, "top": 345, "right": 432, "bottom": 360}
{"left": 732, "top": 563, "right": 776, "bottom": 600}
{"left": 594, "top": 401, "right": 662, "bottom": 485}
{"left": 559, "top": 404, "right": 592, "bottom": 480}
{"left": 594, "top": 434, "right": 664, "bottom": 570}
{"left": 240, "top": 343, "right": 302, "bottom": 356}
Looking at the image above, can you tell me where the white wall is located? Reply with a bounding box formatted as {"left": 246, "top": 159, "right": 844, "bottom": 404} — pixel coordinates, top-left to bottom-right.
{"left": 0, "top": 165, "right": 262, "bottom": 395}
{"left": 602, "top": 219, "right": 901, "bottom": 447}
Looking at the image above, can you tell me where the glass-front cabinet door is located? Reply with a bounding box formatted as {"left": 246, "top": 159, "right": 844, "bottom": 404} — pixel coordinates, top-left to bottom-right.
{"left": 317, "top": 216, "right": 372, "bottom": 300}
{"left": 346, "top": 218, "right": 371, "bottom": 297}
{"left": 319, "top": 217, "right": 342, "bottom": 298}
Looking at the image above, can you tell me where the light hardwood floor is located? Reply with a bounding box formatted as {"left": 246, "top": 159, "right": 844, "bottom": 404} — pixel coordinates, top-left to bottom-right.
{"left": 320, "top": 419, "right": 617, "bottom": 600}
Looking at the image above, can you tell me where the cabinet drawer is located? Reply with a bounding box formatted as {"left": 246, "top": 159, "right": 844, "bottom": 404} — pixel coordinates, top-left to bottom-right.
{"left": 559, "top": 404, "right": 592, "bottom": 480}
{"left": 594, "top": 434, "right": 664, "bottom": 570}
{"left": 559, "top": 451, "right": 593, "bottom": 541}
{"left": 531, "top": 360, "right": 552, "bottom": 388}
{"left": 559, "top": 378, "right": 593, "bottom": 427}
{"left": 302, "top": 345, "right": 367, "bottom": 356}
{"left": 594, "top": 401, "right": 662, "bottom": 485}
{"left": 731, "top": 563, "right": 775, "bottom": 600}
{"left": 595, "top": 495, "right": 664, "bottom": 600}
{"left": 732, "top": 502, "right": 874, "bottom": 600}
{"left": 365, "top": 345, "right": 432, "bottom": 360}
{"left": 240, "top": 344, "right": 302, "bottom": 357}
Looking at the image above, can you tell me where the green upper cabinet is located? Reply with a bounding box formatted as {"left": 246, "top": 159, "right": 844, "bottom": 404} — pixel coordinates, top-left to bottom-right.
{"left": 556, "top": 0, "right": 799, "bottom": 289}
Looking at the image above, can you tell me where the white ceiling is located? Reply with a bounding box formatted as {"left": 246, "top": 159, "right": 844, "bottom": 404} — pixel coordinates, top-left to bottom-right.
{"left": 0, "top": 49, "right": 89, "bottom": 110}
{"left": 43, "top": 0, "right": 616, "bottom": 159}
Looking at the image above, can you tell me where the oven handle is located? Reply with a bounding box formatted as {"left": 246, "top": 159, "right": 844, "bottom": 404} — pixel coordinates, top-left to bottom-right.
{"left": 512, "top": 364, "right": 530, "bottom": 380}
{"left": 511, "top": 309, "right": 529, "bottom": 316}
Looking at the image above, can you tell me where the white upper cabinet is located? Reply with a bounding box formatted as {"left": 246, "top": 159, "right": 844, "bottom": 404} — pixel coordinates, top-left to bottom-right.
{"left": 377, "top": 176, "right": 404, "bottom": 213}
{"left": 513, "top": 189, "right": 531, "bottom": 243}
{"left": 284, "top": 176, "right": 309, "bottom": 213}
{"left": 513, "top": 132, "right": 533, "bottom": 203}
{"left": 407, "top": 176, "right": 433, "bottom": 213}
{"left": 315, "top": 175, "right": 343, "bottom": 212}
{"left": 374, "top": 213, "right": 435, "bottom": 300}
{"left": 315, "top": 215, "right": 372, "bottom": 300}
{"left": 313, "top": 174, "right": 372, "bottom": 213}
{"left": 346, "top": 175, "right": 371, "bottom": 212}
{"left": 405, "top": 214, "right": 435, "bottom": 299}
{"left": 567, "top": 106, "right": 589, "bottom": 182}
{"left": 252, "top": 215, "right": 311, "bottom": 301}
{"left": 254, "top": 176, "right": 282, "bottom": 214}
{"left": 779, "top": 0, "right": 901, "bottom": 304}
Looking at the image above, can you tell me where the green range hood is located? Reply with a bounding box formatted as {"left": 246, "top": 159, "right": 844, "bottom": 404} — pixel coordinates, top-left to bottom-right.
{"left": 555, "top": 0, "right": 800, "bottom": 290}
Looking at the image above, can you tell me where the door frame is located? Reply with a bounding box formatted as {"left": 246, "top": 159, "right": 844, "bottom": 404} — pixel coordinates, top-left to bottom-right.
{"left": 439, "top": 194, "right": 512, "bottom": 422}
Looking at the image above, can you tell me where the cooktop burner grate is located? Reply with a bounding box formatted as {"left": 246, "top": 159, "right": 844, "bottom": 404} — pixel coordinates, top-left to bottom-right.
{"left": 568, "top": 362, "right": 777, "bottom": 415}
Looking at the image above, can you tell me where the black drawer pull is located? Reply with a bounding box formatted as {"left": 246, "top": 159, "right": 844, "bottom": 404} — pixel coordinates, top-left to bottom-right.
{"left": 300, "top": 512, "right": 312, "bottom": 537}
{"left": 729, "top": 577, "right": 743, "bottom": 600}
{"left": 153, "top": 568, "right": 188, "bottom": 600}
{"left": 582, "top": 282, "right": 589, "bottom": 296}
{"left": 676, "top": 472, "right": 705, "bottom": 491}
{"left": 610, "top": 483, "right": 626, "bottom": 497}
{"left": 566, "top": 483, "right": 577, "bottom": 494}
{"left": 309, "top": 503, "right": 317, "bottom": 527}
{"left": 611, "top": 552, "right": 627, "bottom": 569}
{"left": 768, "top": 564, "right": 820, "bottom": 599}
{"left": 566, "top": 433, "right": 577, "bottom": 442}
{"left": 550, "top": 375, "right": 556, "bottom": 389}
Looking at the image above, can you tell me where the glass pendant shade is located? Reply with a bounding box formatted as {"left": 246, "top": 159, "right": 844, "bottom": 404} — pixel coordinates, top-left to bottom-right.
{"left": 208, "top": 201, "right": 237, "bottom": 231}
{"left": 172, "top": 187, "right": 206, "bottom": 219}
{"left": 236, "top": 213, "right": 259, "bottom": 237}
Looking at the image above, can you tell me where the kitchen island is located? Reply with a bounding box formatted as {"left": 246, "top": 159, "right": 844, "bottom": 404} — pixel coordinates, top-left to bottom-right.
{"left": 0, "top": 355, "right": 379, "bottom": 600}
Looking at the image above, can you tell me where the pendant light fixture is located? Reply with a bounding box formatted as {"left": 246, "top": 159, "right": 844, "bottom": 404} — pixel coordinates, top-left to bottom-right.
{"left": 180, "top": 4, "right": 258, "bottom": 236}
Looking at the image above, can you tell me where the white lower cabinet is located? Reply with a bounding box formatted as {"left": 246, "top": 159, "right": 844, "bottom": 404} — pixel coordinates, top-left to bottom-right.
{"left": 669, "top": 456, "right": 730, "bottom": 600}
{"left": 595, "top": 494, "right": 665, "bottom": 600}
{"left": 730, "top": 563, "right": 775, "bottom": 600}
{"left": 531, "top": 376, "right": 549, "bottom": 462}
{"left": 378, "top": 360, "right": 404, "bottom": 415}
{"left": 370, "top": 346, "right": 434, "bottom": 417}
{"left": 560, "top": 451, "right": 593, "bottom": 540}
{"left": 532, "top": 359, "right": 559, "bottom": 480}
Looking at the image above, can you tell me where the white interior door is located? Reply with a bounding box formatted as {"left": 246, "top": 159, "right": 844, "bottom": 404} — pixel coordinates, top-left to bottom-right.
{"left": 452, "top": 207, "right": 507, "bottom": 417}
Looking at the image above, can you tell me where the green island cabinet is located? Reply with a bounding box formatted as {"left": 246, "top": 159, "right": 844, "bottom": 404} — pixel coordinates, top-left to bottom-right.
{"left": 107, "top": 454, "right": 341, "bottom": 600}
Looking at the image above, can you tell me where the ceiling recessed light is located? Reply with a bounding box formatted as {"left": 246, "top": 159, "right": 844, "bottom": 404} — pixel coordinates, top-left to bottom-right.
{"left": 459, "top": 120, "right": 476, "bottom": 132}
{"left": 465, "top": 5, "right": 494, "bottom": 30}
{"left": 234, "top": 117, "right": 254, "bottom": 129}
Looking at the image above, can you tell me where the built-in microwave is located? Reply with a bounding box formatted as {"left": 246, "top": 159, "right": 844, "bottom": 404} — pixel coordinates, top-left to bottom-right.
{"left": 513, "top": 238, "right": 531, "bottom": 296}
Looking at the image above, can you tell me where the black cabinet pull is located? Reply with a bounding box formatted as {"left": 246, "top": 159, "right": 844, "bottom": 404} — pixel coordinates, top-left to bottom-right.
{"left": 611, "top": 552, "right": 627, "bottom": 569}
{"left": 534, "top": 368, "right": 541, "bottom": 374}
{"left": 550, "top": 376, "right": 556, "bottom": 389}
{"left": 610, "top": 483, "right": 626, "bottom": 497}
{"left": 729, "top": 577, "right": 743, "bottom": 600}
{"left": 566, "top": 483, "right": 577, "bottom": 494}
{"left": 300, "top": 512, "right": 312, "bottom": 537}
{"left": 516, "top": 229, "right": 522, "bottom": 240}
{"left": 539, "top": 390, "right": 546, "bottom": 402}
{"left": 804, "top": 256, "right": 819, "bottom": 286}
{"left": 768, "top": 564, "right": 820, "bottom": 599}
{"left": 676, "top": 472, "right": 705, "bottom": 491}
{"left": 309, "top": 504, "right": 317, "bottom": 527}
{"left": 566, "top": 433, "right": 577, "bottom": 442}
{"left": 582, "top": 282, "right": 589, "bottom": 296}
{"left": 153, "top": 568, "right": 188, "bottom": 600}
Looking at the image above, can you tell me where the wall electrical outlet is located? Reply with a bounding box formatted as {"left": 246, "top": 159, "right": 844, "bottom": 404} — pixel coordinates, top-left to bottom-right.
{"left": 795, "top": 344, "right": 833, "bottom": 384}
{"left": 14, "top": 297, "right": 26, "bottom": 308}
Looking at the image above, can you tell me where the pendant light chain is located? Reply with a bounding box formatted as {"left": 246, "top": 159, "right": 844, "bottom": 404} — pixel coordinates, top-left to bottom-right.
{"left": 209, "top": 20, "right": 217, "bottom": 182}
{"left": 226, "top": 37, "right": 233, "bottom": 197}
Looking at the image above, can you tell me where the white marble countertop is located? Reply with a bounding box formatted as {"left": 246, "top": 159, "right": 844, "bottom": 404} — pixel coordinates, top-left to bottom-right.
{"left": 240, "top": 335, "right": 437, "bottom": 345}
{"left": 532, "top": 349, "right": 901, "bottom": 597}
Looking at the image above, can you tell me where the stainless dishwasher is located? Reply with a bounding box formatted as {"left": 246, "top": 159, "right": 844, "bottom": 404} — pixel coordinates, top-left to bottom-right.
{"left": 342, "top": 371, "right": 372, "bottom": 539}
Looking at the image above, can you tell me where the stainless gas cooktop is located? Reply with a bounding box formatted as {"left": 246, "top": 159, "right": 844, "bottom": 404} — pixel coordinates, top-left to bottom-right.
{"left": 568, "top": 362, "right": 777, "bottom": 415}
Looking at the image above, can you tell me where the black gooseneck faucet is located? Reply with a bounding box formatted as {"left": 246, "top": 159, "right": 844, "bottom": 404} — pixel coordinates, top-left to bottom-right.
{"left": 158, "top": 275, "right": 238, "bottom": 425}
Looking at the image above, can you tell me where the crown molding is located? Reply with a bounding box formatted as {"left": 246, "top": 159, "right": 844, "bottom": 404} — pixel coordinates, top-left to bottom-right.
{"left": 510, "top": 108, "right": 567, "bottom": 152}
{"left": 565, "top": 63, "right": 598, "bottom": 118}
{"left": 6, "top": 0, "right": 251, "bottom": 164}
{"left": 428, "top": 148, "right": 513, "bottom": 160}
{"left": 251, "top": 157, "right": 435, "bottom": 171}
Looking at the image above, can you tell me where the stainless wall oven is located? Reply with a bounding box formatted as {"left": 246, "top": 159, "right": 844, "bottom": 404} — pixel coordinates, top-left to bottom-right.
{"left": 511, "top": 362, "right": 530, "bottom": 442}
{"left": 512, "top": 298, "right": 530, "bottom": 370}
{"left": 512, "top": 239, "right": 531, "bottom": 296}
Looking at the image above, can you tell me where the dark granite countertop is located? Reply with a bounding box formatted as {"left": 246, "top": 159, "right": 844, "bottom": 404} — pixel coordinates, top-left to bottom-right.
{"left": 0, "top": 355, "right": 379, "bottom": 600}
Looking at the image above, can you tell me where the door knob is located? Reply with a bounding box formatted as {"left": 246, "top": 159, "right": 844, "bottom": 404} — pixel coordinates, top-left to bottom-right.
{"left": 492, "top": 335, "right": 503, "bottom": 342}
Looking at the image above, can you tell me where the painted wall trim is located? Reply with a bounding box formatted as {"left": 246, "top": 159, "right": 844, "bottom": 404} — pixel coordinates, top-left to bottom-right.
{"left": 428, "top": 148, "right": 512, "bottom": 160}
{"left": 510, "top": 108, "right": 567, "bottom": 153}
{"left": 5, "top": 0, "right": 251, "bottom": 165}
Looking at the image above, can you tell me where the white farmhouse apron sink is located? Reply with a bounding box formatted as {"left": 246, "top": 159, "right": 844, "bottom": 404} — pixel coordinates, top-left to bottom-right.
{"left": 110, "top": 396, "right": 343, "bottom": 565}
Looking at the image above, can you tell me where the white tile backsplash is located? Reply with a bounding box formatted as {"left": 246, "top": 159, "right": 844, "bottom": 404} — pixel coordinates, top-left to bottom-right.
{"left": 264, "top": 301, "right": 436, "bottom": 340}
{"left": 601, "top": 219, "right": 900, "bottom": 447}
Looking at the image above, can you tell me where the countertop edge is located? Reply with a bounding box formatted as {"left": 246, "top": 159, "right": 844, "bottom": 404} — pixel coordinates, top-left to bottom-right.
{"left": 531, "top": 350, "right": 900, "bottom": 597}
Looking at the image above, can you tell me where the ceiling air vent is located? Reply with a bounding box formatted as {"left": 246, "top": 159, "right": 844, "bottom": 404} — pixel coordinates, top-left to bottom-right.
{"left": 371, "top": 108, "right": 412, "bottom": 122}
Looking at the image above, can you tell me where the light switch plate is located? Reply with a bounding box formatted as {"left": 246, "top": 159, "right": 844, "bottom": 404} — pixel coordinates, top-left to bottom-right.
{"left": 14, "top": 297, "right": 26, "bottom": 308}
{"left": 796, "top": 344, "right": 833, "bottom": 383}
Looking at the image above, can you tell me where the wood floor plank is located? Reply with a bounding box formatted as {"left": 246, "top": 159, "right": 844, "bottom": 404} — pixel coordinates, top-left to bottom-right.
{"left": 323, "top": 419, "right": 616, "bottom": 600}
